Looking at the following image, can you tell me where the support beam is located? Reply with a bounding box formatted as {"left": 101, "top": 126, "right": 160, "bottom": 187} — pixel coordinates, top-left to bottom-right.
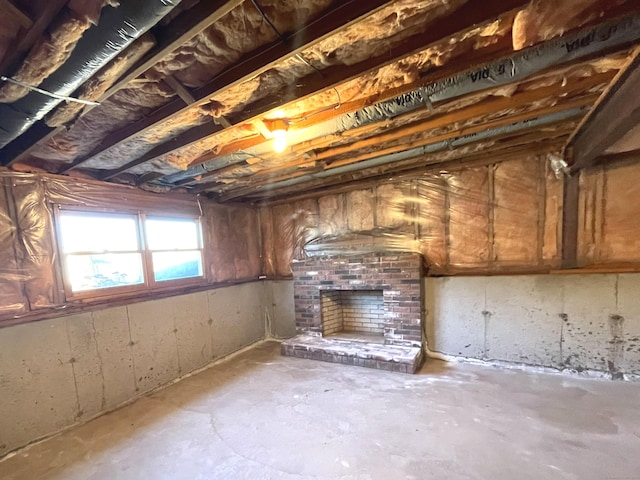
{"left": 566, "top": 47, "right": 640, "bottom": 171}
{"left": 62, "top": 0, "right": 529, "bottom": 175}
{"left": 163, "top": 75, "right": 196, "bottom": 105}
{"left": 561, "top": 173, "right": 580, "bottom": 268}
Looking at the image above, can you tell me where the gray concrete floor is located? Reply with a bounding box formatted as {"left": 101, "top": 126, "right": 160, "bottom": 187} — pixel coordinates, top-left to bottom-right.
{"left": 1, "top": 341, "right": 639, "bottom": 480}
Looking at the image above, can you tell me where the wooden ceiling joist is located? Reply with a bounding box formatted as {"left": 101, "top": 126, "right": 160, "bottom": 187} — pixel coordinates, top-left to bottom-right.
{"left": 150, "top": 31, "right": 626, "bottom": 190}
{"left": 3, "top": 0, "right": 245, "bottom": 166}
{"left": 58, "top": 0, "right": 401, "bottom": 174}
{"left": 198, "top": 71, "right": 610, "bottom": 193}
{"left": 74, "top": 0, "right": 532, "bottom": 180}
{"left": 0, "top": 0, "right": 66, "bottom": 77}
{"left": 1, "top": 0, "right": 33, "bottom": 30}
{"left": 565, "top": 47, "right": 640, "bottom": 171}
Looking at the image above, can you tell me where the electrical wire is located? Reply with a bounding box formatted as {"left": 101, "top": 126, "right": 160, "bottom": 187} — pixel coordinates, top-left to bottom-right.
{"left": 0, "top": 76, "right": 100, "bottom": 106}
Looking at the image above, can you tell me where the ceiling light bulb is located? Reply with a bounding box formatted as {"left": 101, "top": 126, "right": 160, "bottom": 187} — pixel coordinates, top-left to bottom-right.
{"left": 272, "top": 129, "right": 287, "bottom": 152}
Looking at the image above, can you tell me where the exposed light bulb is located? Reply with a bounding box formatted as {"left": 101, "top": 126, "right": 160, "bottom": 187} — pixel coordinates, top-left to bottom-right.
{"left": 272, "top": 129, "right": 287, "bottom": 153}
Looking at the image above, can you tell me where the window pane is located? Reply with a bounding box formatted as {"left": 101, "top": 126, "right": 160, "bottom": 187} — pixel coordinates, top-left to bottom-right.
{"left": 66, "top": 253, "right": 144, "bottom": 292}
{"left": 146, "top": 217, "right": 200, "bottom": 250}
{"left": 59, "top": 212, "right": 139, "bottom": 253}
{"left": 152, "top": 251, "right": 203, "bottom": 282}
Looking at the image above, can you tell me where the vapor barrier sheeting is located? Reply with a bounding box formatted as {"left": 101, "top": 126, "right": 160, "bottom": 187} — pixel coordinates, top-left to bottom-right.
{"left": 264, "top": 153, "right": 566, "bottom": 275}
{"left": 0, "top": 172, "right": 263, "bottom": 322}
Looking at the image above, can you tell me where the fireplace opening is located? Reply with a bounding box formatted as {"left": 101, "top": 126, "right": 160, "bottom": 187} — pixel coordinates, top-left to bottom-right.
{"left": 321, "top": 290, "right": 385, "bottom": 343}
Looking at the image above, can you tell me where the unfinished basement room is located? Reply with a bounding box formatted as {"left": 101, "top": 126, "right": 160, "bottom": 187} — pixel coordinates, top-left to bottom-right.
{"left": 1, "top": 0, "right": 640, "bottom": 478}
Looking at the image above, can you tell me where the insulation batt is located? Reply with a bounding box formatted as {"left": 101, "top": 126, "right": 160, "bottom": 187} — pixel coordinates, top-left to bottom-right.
{"left": 512, "top": 0, "right": 630, "bottom": 50}
{"left": 265, "top": 154, "right": 566, "bottom": 274}
{"left": 578, "top": 159, "right": 640, "bottom": 265}
{"left": 0, "top": 0, "right": 117, "bottom": 103}
{"left": 45, "top": 34, "right": 155, "bottom": 128}
{"left": 30, "top": 81, "right": 176, "bottom": 162}
{"left": 0, "top": 179, "right": 27, "bottom": 315}
{"left": 141, "top": 12, "right": 511, "bottom": 174}
{"left": 148, "top": 0, "right": 335, "bottom": 88}
{"left": 202, "top": 202, "right": 261, "bottom": 282}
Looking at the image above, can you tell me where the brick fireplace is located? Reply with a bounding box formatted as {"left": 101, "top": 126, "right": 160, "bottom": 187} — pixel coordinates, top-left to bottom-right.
{"left": 282, "top": 252, "right": 425, "bottom": 373}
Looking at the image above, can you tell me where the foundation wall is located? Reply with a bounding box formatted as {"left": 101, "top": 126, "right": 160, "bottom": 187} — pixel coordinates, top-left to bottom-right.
{"left": 426, "top": 274, "right": 640, "bottom": 379}
{"left": 0, "top": 281, "right": 271, "bottom": 457}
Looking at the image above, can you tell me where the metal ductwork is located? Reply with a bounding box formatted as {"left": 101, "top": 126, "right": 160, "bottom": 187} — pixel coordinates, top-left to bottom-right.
{"left": 0, "top": 0, "right": 180, "bottom": 152}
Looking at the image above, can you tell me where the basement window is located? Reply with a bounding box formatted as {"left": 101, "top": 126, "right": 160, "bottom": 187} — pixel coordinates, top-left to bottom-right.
{"left": 56, "top": 210, "right": 204, "bottom": 298}
{"left": 145, "top": 217, "right": 204, "bottom": 282}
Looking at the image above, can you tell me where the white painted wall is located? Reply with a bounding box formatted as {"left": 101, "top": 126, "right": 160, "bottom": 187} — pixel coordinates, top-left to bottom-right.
{"left": 0, "top": 282, "right": 271, "bottom": 457}
{"left": 426, "top": 274, "right": 640, "bottom": 378}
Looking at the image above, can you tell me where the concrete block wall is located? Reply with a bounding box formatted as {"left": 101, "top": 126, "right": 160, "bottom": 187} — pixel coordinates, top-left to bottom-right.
{"left": 426, "top": 274, "right": 640, "bottom": 378}
{"left": 0, "top": 282, "right": 271, "bottom": 457}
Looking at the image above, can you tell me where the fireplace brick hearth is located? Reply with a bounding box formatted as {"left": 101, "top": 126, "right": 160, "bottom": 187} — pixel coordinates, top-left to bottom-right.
{"left": 282, "top": 252, "right": 425, "bottom": 373}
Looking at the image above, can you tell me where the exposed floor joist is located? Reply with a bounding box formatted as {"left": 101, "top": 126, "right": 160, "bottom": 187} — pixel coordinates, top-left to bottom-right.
{"left": 58, "top": 0, "right": 402, "bottom": 174}
{"left": 2, "top": 0, "right": 246, "bottom": 166}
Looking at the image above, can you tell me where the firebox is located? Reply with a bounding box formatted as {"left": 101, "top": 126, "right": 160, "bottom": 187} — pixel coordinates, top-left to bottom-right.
{"left": 321, "top": 289, "right": 385, "bottom": 339}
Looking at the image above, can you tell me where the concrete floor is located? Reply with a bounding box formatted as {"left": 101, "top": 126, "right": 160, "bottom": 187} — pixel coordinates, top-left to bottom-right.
{"left": 1, "top": 341, "right": 639, "bottom": 480}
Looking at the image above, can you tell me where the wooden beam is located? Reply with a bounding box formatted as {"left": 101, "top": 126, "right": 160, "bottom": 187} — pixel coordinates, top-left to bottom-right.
{"left": 1, "top": 0, "right": 33, "bottom": 30}
{"left": 2, "top": 0, "right": 245, "bottom": 166}
{"left": 561, "top": 173, "right": 580, "bottom": 268}
{"left": 63, "top": 0, "right": 529, "bottom": 175}
{"left": 58, "top": 0, "right": 401, "bottom": 173}
{"left": 163, "top": 75, "right": 195, "bottom": 105}
{"left": 0, "top": 0, "right": 66, "bottom": 77}
{"left": 566, "top": 47, "right": 640, "bottom": 171}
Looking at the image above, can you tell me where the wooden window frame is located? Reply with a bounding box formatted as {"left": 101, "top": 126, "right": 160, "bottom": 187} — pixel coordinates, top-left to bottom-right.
{"left": 54, "top": 206, "right": 207, "bottom": 301}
